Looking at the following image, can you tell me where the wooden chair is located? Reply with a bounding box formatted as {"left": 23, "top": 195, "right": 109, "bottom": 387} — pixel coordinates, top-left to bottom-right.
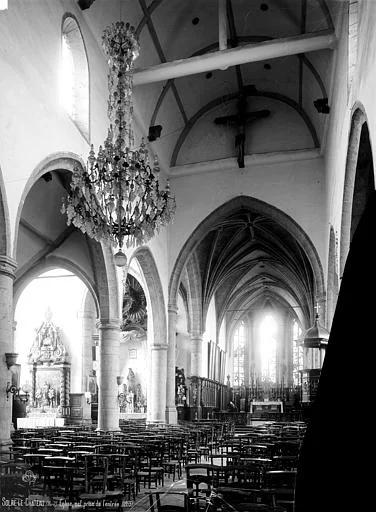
{"left": 213, "top": 486, "right": 282, "bottom": 511}
{"left": 264, "top": 470, "right": 296, "bottom": 512}
{"left": 148, "top": 491, "right": 189, "bottom": 511}
{"left": 79, "top": 456, "right": 123, "bottom": 511}
{"left": 185, "top": 464, "right": 215, "bottom": 501}
{"left": 42, "top": 456, "right": 75, "bottom": 496}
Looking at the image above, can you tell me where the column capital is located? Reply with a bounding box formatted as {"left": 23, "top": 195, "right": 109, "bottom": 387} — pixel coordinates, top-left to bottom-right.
{"left": 0, "top": 256, "right": 17, "bottom": 279}
{"left": 150, "top": 344, "right": 168, "bottom": 351}
{"left": 96, "top": 319, "right": 120, "bottom": 330}
{"left": 168, "top": 303, "right": 178, "bottom": 314}
{"left": 190, "top": 332, "right": 203, "bottom": 341}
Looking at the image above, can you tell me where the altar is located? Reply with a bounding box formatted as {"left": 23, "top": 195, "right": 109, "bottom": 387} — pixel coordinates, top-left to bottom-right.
{"left": 119, "top": 412, "right": 147, "bottom": 421}
{"left": 26, "top": 310, "right": 71, "bottom": 419}
{"left": 250, "top": 400, "right": 284, "bottom": 415}
{"left": 17, "top": 416, "right": 65, "bottom": 428}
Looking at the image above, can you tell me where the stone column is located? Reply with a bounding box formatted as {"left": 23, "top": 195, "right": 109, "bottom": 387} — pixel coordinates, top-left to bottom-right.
{"left": 284, "top": 314, "right": 294, "bottom": 387}
{"left": 0, "top": 256, "right": 17, "bottom": 447}
{"left": 165, "top": 304, "right": 178, "bottom": 424}
{"left": 149, "top": 344, "right": 167, "bottom": 422}
{"left": 190, "top": 334, "right": 203, "bottom": 376}
{"left": 78, "top": 308, "right": 96, "bottom": 393}
{"left": 97, "top": 320, "right": 120, "bottom": 431}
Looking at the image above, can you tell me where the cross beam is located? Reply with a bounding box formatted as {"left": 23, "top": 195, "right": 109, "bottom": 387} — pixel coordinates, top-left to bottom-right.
{"left": 133, "top": 30, "right": 336, "bottom": 86}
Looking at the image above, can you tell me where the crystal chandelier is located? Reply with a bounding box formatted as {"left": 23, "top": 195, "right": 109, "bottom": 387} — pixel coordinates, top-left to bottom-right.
{"left": 62, "top": 21, "right": 175, "bottom": 266}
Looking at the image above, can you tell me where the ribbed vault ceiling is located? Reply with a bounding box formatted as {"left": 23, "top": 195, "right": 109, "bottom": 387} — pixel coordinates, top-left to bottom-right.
{"left": 191, "top": 207, "right": 316, "bottom": 332}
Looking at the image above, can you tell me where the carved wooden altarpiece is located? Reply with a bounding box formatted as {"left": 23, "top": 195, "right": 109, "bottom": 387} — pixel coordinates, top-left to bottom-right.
{"left": 27, "top": 309, "right": 71, "bottom": 416}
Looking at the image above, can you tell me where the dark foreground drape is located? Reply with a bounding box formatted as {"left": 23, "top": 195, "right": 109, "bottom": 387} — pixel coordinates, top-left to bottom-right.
{"left": 294, "top": 191, "right": 376, "bottom": 511}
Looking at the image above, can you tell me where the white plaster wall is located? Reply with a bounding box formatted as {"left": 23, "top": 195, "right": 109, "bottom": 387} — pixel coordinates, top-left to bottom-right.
{"left": 324, "top": 1, "right": 376, "bottom": 273}
{"left": 176, "top": 293, "right": 190, "bottom": 374}
{"left": 203, "top": 296, "right": 216, "bottom": 344}
{"left": 218, "top": 317, "right": 226, "bottom": 351}
{"left": 0, "top": 1, "right": 104, "bottom": 252}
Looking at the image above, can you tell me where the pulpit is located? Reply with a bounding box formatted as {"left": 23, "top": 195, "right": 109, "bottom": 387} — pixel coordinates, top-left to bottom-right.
{"left": 300, "top": 369, "right": 321, "bottom": 403}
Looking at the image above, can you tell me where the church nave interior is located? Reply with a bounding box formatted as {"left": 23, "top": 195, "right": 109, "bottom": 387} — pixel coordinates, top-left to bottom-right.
{"left": 0, "top": 1, "right": 374, "bottom": 510}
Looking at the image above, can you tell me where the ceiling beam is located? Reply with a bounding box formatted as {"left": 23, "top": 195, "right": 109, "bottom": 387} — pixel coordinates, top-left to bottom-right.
{"left": 134, "top": 29, "right": 336, "bottom": 86}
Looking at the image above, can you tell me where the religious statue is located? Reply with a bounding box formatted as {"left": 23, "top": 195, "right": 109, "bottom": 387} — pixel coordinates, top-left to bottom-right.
{"left": 214, "top": 92, "right": 270, "bottom": 168}
{"left": 47, "top": 387, "right": 56, "bottom": 408}
{"left": 175, "top": 367, "right": 187, "bottom": 406}
{"left": 135, "top": 383, "right": 146, "bottom": 412}
{"left": 28, "top": 308, "right": 68, "bottom": 364}
{"left": 127, "top": 368, "right": 136, "bottom": 394}
{"left": 125, "top": 391, "right": 134, "bottom": 414}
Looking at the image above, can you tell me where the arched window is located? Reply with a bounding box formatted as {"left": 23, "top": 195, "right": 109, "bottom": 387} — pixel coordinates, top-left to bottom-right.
{"left": 60, "top": 15, "right": 89, "bottom": 140}
{"left": 259, "top": 314, "right": 277, "bottom": 383}
{"left": 292, "top": 319, "right": 303, "bottom": 386}
{"left": 233, "top": 321, "right": 245, "bottom": 386}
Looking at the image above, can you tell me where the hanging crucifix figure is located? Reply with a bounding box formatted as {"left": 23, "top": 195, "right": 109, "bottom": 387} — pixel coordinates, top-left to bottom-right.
{"left": 214, "top": 94, "right": 270, "bottom": 168}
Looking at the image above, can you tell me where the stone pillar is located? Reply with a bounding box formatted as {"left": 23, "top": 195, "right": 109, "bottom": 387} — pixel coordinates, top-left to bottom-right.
{"left": 149, "top": 344, "right": 167, "bottom": 422}
{"left": 97, "top": 320, "right": 120, "bottom": 431}
{"left": 92, "top": 333, "right": 99, "bottom": 384}
{"left": 285, "top": 314, "right": 294, "bottom": 387}
{"left": 166, "top": 304, "right": 178, "bottom": 424}
{"left": 0, "top": 256, "right": 17, "bottom": 447}
{"left": 78, "top": 307, "right": 96, "bottom": 393}
{"left": 191, "top": 334, "right": 203, "bottom": 376}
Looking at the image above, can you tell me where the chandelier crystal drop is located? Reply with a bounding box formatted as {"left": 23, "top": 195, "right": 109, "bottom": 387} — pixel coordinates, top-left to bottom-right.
{"left": 62, "top": 21, "right": 175, "bottom": 264}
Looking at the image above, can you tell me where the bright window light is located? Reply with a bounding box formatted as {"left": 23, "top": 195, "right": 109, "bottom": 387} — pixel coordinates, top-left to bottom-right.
{"left": 233, "top": 321, "right": 245, "bottom": 386}
{"left": 60, "top": 35, "right": 74, "bottom": 116}
{"left": 259, "top": 314, "right": 277, "bottom": 383}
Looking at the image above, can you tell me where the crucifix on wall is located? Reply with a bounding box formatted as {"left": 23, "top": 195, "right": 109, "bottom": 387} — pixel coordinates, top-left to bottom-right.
{"left": 214, "top": 94, "right": 270, "bottom": 168}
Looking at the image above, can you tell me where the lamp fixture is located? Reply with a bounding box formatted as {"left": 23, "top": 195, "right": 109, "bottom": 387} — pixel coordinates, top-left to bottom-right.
{"left": 5, "top": 352, "right": 19, "bottom": 369}
{"left": 314, "top": 97, "right": 330, "bottom": 114}
{"left": 62, "top": 22, "right": 175, "bottom": 266}
{"left": 6, "top": 383, "right": 29, "bottom": 403}
{"left": 148, "top": 125, "right": 162, "bottom": 142}
{"left": 77, "top": 0, "right": 95, "bottom": 10}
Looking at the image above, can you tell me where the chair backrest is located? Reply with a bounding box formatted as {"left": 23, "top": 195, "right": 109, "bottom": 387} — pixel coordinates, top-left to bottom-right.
{"left": 265, "top": 470, "right": 297, "bottom": 489}
{"left": 148, "top": 491, "right": 188, "bottom": 511}
{"left": 215, "top": 487, "right": 276, "bottom": 508}
{"left": 84, "top": 455, "right": 109, "bottom": 493}
{"left": 186, "top": 463, "right": 216, "bottom": 496}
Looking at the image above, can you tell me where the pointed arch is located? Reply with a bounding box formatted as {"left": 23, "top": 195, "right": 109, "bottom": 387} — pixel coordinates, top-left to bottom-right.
{"left": 130, "top": 246, "right": 166, "bottom": 346}
{"left": 0, "top": 164, "right": 12, "bottom": 257}
{"left": 169, "top": 196, "right": 325, "bottom": 320}
{"left": 13, "top": 152, "right": 119, "bottom": 322}
{"left": 340, "top": 106, "right": 374, "bottom": 275}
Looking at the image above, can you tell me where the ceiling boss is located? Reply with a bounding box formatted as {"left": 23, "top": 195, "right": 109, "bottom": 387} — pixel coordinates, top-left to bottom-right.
{"left": 62, "top": 21, "right": 175, "bottom": 267}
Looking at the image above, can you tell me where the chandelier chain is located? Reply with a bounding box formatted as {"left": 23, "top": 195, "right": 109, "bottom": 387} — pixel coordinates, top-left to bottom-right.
{"left": 62, "top": 21, "right": 175, "bottom": 262}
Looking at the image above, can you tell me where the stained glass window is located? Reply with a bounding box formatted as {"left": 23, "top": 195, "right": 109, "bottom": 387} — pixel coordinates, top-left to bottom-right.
{"left": 259, "top": 314, "right": 277, "bottom": 383}
{"left": 233, "top": 321, "right": 245, "bottom": 386}
{"left": 293, "top": 319, "right": 303, "bottom": 386}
